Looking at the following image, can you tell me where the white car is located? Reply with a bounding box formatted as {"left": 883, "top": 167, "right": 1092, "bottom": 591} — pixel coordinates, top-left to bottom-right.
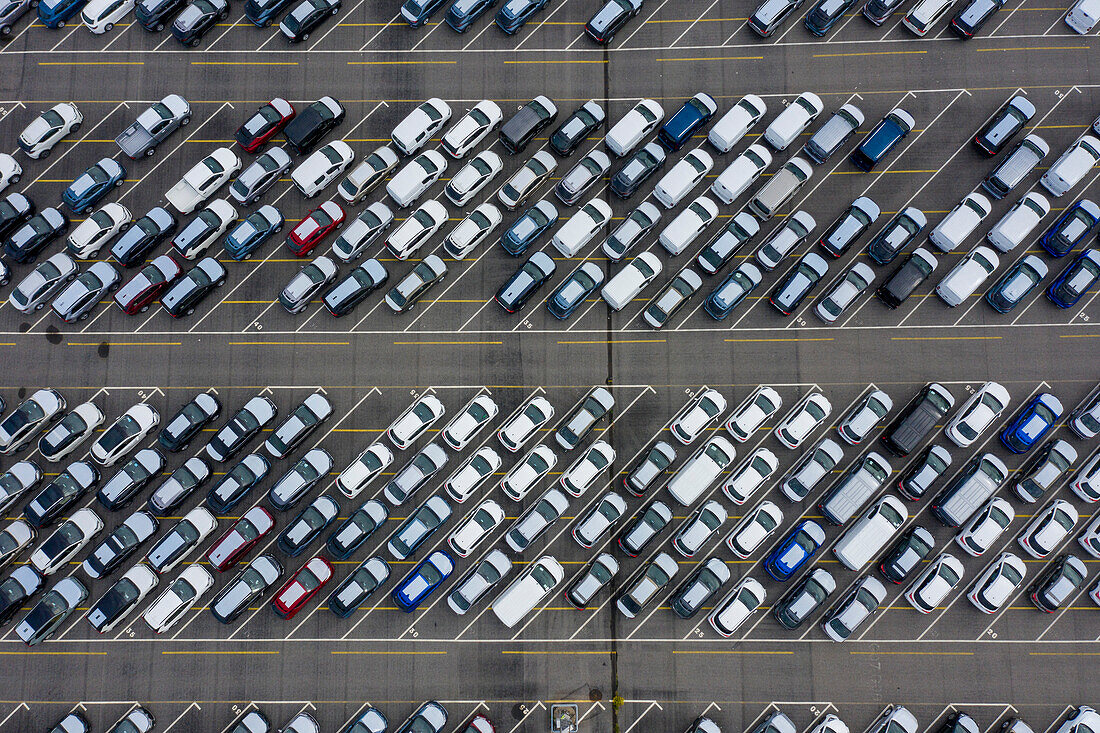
{"left": 670, "top": 389, "right": 727, "bottom": 444}
{"left": 905, "top": 552, "right": 964, "bottom": 613}
{"left": 337, "top": 443, "right": 394, "bottom": 498}
{"left": 387, "top": 394, "right": 445, "bottom": 450}
{"left": 88, "top": 563, "right": 158, "bottom": 633}
{"left": 443, "top": 447, "right": 502, "bottom": 504}
{"left": 441, "top": 395, "right": 499, "bottom": 450}
{"left": 763, "top": 92, "right": 824, "bottom": 150}
{"left": 445, "top": 151, "right": 503, "bottom": 207}
{"left": 30, "top": 508, "right": 103, "bottom": 575}
{"left": 653, "top": 149, "right": 713, "bottom": 208}
{"left": 81, "top": 0, "right": 134, "bottom": 32}
{"left": 708, "top": 94, "right": 767, "bottom": 153}
{"left": 945, "top": 381, "right": 1010, "bottom": 447}
{"left": 673, "top": 500, "right": 728, "bottom": 557}
{"left": 90, "top": 403, "right": 160, "bottom": 466}
{"left": 492, "top": 554, "right": 563, "bottom": 628}
{"left": 1018, "top": 499, "right": 1078, "bottom": 559}
{"left": 447, "top": 499, "right": 505, "bottom": 557}
{"left": 338, "top": 146, "right": 400, "bottom": 205}
{"left": 1066, "top": 0, "right": 1100, "bottom": 32}
{"left": 443, "top": 204, "right": 503, "bottom": 260}
{"left": 605, "top": 99, "right": 665, "bottom": 157}
{"left": 559, "top": 440, "right": 615, "bottom": 497}
{"left": 291, "top": 140, "right": 355, "bottom": 198}
{"left": 722, "top": 446, "right": 779, "bottom": 504}
{"left": 331, "top": 202, "right": 394, "bottom": 262}
{"left": 0, "top": 519, "right": 36, "bottom": 569}
{"left": 986, "top": 192, "right": 1050, "bottom": 253}
{"left": 0, "top": 388, "right": 66, "bottom": 454}
{"left": 142, "top": 564, "right": 214, "bottom": 633}
{"left": 165, "top": 147, "right": 242, "bottom": 214}
{"left": 1072, "top": 450, "right": 1100, "bottom": 502}
{"left": 65, "top": 203, "right": 132, "bottom": 259}
{"left": 0, "top": 154, "right": 22, "bottom": 193}
{"left": 572, "top": 492, "right": 627, "bottom": 548}
{"left": 1041, "top": 135, "right": 1100, "bottom": 197}
{"left": 967, "top": 551, "right": 1026, "bottom": 613}
{"left": 815, "top": 261, "right": 875, "bottom": 324}
{"left": 387, "top": 150, "right": 448, "bottom": 209}
{"left": 441, "top": 100, "right": 504, "bottom": 158}
{"left": 936, "top": 245, "right": 999, "bottom": 307}
{"left": 955, "top": 497, "right": 1014, "bottom": 556}
{"left": 601, "top": 251, "right": 663, "bottom": 311}
{"left": 39, "top": 402, "right": 104, "bottom": 462}
{"left": 0, "top": 465, "right": 39, "bottom": 516}
{"left": 385, "top": 199, "right": 448, "bottom": 260}
{"left": 551, "top": 198, "right": 613, "bottom": 257}
{"left": 775, "top": 392, "right": 832, "bottom": 449}
{"left": 498, "top": 151, "right": 557, "bottom": 210}
{"left": 711, "top": 143, "right": 772, "bottom": 204}
{"left": 659, "top": 196, "right": 718, "bottom": 256}
{"left": 708, "top": 576, "right": 766, "bottom": 637}
{"left": 498, "top": 396, "right": 554, "bottom": 452}
{"left": 726, "top": 501, "right": 783, "bottom": 558}
{"left": 500, "top": 444, "right": 557, "bottom": 500}
{"left": 1081, "top": 514, "right": 1100, "bottom": 557}
{"left": 929, "top": 192, "right": 992, "bottom": 252}
{"left": 837, "top": 389, "right": 893, "bottom": 445}
{"left": 391, "top": 98, "right": 452, "bottom": 156}
{"left": 18, "top": 103, "right": 82, "bottom": 159}
{"left": 725, "top": 386, "right": 782, "bottom": 442}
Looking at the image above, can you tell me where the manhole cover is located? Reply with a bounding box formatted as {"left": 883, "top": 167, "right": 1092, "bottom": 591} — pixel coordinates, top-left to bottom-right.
{"left": 589, "top": 689, "right": 603, "bottom": 702}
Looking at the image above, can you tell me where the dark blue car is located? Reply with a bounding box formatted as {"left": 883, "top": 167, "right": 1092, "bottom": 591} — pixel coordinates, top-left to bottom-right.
{"left": 764, "top": 520, "right": 825, "bottom": 580}
{"left": 444, "top": 0, "right": 496, "bottom": 30}
{"left": 401, "top": 0, "right": 448, "bottom": 25}
{"left": 547, "top": 262, "right": 604, "bottom": 319}
{"left": 38, "top": 0, "right": 86, "bottom": 27}
{"left": 494, "top": 0, "right": 547, "bottom": 33}
{"left": 850, "top": 109, "right": 914, "bottom": 172}
{"left": 391, "top": 550, "right": 454, "bottom": 611}
{"left": 985, "top": 255, "right": 1047, "bottom": 313}
{"left": 1000, "top": 393, "right": 1063, "bottom": 454}
{"left": 500, "top": 199, "right": 557, "bottom": 256}
{"left": 1048, "top": 249, "right": 1100, "bottom": 308}
{"left": 62, "top": 158, "right": 125, "bottom": 215}
{"left": 657, "top": 93, "right": 718, "bottom": 151}
{"left": 1040, "top": 199, "right": 1100, "bottom": 257}
{"left": 243, "top": 0, "right": 294, "bottom": 26}
{"left": 804, "top": 0, "right": 859, "bottom": 34}
{"left": 223, "top": 205, "right": 283, "bottom": 261}
{"left": 110, "top": 207, "right": 177, "bottom": 268}
{"left": 704, "top": 262, "right": 762, "bottom": 320}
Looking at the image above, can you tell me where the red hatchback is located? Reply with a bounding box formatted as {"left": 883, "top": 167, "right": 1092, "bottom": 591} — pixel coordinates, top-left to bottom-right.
{"left": 287, "top": 200, "right": 345, "bottom": 256}
{"left": 234, "top": 98, "right": 296, "bottom": 153}
{"left": 206, "top": 505, "right": 275, "bottom": 571}
{"left": 271, "top": 555, "right": 333, "bottom": 619}
{"left": 113, "top": 255, "right": 183, "bottom": 314}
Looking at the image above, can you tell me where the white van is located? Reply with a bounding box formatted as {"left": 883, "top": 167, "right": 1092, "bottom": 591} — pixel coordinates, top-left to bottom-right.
{"left": 602, "top": 251, "right": 662, "bottom": 311}
{"left": 936, "top": 245, "right": 999, "bottom": 307}
{"left": 986, "top": 192, "right": 1049, "bottom": 253}
{"left": 834, "top": 496, "right": 907, "bottom": 571}
{"left": 605, "top": 99, "right": 665, "bottom": 157}
{"left": 928, "top": 192, "right": 991, "bottom": 252}
{"left": 711, "top": 144, "right": 772, "bottom": 204}
{"left": 708, "top": 95, "right": 768, "bottom": 153}
{"left": 763, "top": 93, "right": 824, "bottom": 150}
{"left": 1065, "top": 0, "right": 1100, "bottom": 32}
{"left": 551, "top": 198, "right": 613, "bottom": 257}
{"left": 665, "top": 435, "right": 737, "bottom": 506}
{"left": 491, "top": 555, "right": 564, "bottom": 628}
{"left": 1041, "top": 136, "right": 1100, "bottom": 197}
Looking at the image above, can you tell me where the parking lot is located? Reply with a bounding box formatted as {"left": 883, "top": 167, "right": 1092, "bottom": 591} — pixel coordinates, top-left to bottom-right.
{"left": 2, "top": 0, "right": 1100, "bottom": 727}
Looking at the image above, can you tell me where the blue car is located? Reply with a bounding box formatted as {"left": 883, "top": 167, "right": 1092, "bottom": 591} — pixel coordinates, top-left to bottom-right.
{"left": 657, "top": 93, "right": 718, "bottom": 151}
{"left": 1047, "top": 249, "right": 1100, "bottom": 308}
{"left": 401, "top": 0, "right": 449, "bottom": 25}
{"left": 1039, "top": 199, "right": 1100, "bottom": 258}
{"left": 704, "top": 262, "right": 762, "bottom": 320}
{"left": 500, "top": 199, "right": 557, "bottom": 256}
{"left": 1000, "top": 392, "right": 1063, "bottom": 454}
{"left": 62, "top": 158, "right": 125, "bottom": 215}
{"left": 494, "top": 0, "right": 547, "bottom": 33}
{"left": 764, "top": 520, "right": 825, "bottom": 580}
{"left": 391, "top": 550, "right": 454, "bottom": 612}
{"left": 243, "top": 0, "right": 294, "bottom": 25}
{"left": 223, "top": 205, "right": 284, "bottom": 261}
{"left": 985, "top": 255, "right": 1047, "bottom": 313}
{"left": 547, "top": 262, "right": 604, "bottom": 319}
{"left": 850, "top": 109, "right": 914, "bottom": 171}
{"left": 444, "top": 0, "right": 497, "bottom": 29}
{"left": 38, "top": 0, "right": 86, "bottom": 27}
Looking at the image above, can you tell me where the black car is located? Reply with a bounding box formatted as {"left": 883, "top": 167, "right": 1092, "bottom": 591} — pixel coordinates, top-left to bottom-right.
{"left": 0, "top": 193, "right": 34, "bottom": 241}
{"left": 161, "top": 256, "right": 227, "bottom": 318}
{"left": 277, "top": 495, "right": 338, "bottom": 556}
{"left": 773, "top": 569, "right": 835, "bottom": 629}
{"left": 769, "top": 252, "right": 829, "bottom": 316}
{"left": 495, "top": 251, "right": 555, "bottom": 313}
{"left": 210, "top": 554, "right": 283, "bottom": 623}
{"left": 135, "top": 0, "right": 188, "bottom": 30}
{"left": 866, "top": 207, "right": 926, "bottom": 266}
{"left": 818, "top": 197, "right": 880, "bottom": 258}
{"left": 323, "top": 259, "right": 388, "bottom": 316}
{"left": 265, "top": 393, "right": 331, "bottom": 459}
{"left": 1029, "top": 554, "right": 1086, "bottom": 612}
{"left": 876, "top": 248, "right": 936, "bottom": 308}
{"left": 205, "top": 454, "right": 271, "bottom": 514}
{"left": 546, "top": 261, "right": 603, "bottom": 319}
{"left": 110, "top": 207, "right": 177, "bottom": 267}
{"left": 81, "top": 511, "right": 159, "bottom": 579}
{"left": 973, "top": 95, "right": 1034, "bottom": 156}
{"left": 804, "top": 0, "right": 859, "bottom": 34}
{"left": 283, "top": 97, "right": 345, "bottom": 154}
{"left": 279, "top": 0, "right": 339, "bottom": 42}
{"left": 159, "top": 392, "right": 221, "bottom": 452}
{"left": 4, "top": 208, "right": 68, "bottom": 264}
{"left": 880, "top": 382, "right": 954, "bottom": 458}
{"left": 171, "top": 0, "right": 227, "bottom": 45}
{"left": 147, "top": 457, "right": 210, "bottom": 515}
{"left": 610, "top": 142, "right": 666, "bottom": 199}
{"left": 879, "top": 525, "right": 934, "bottom": 583}
{"left": 96, "top": 448, "right": 165, "bottom": 511}
{"left": 549, "top": 101, "right": 605, "bottom": 156}
{"left": 327, "top": 557, "right": 390, "bottom": 617}
{"left": 23, "top": 461, "right": 99, "bottom": 528}
{"left": 499, "top": 96, "right": 557, "bottom": 155}
{"left": 584, "top": 0, "right": 642, "bottom": 43}
{"left": 325, "top": 499, "right": 388, "bottom": 559}
{"left": 670, "top": 558, "right": 728, "bottom": 619}
{"left": 17, "top": 585, "right": 87, "bottom": 644}
{"left": 244, "top": 0, "right": 293, "bottom": 24}
{"left": 950, "top": 0, "right": 1004, "bottom": 36}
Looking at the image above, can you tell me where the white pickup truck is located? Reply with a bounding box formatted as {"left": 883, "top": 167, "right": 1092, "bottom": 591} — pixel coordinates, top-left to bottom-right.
{"left": 165, "top": 147, "right": 242, "bottom": 214}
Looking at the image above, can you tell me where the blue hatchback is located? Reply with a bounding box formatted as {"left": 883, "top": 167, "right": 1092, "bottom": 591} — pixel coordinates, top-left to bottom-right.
{"left": 494, "top": 0, "right": 547, "bottom": 33}
{"left": 1047, "top": 249, "right": 1100, "bottom": 308}
{"left": 501, "top": 200, "right": 557, "bottom": 256}
{"left": 392, "top": 550, "right": 455, "bottom": 612}
{"left": 657, "top": 93, "right": 718, "bottom": 151}
{"left": 401, "top": 0, "right": 449, "bottom": 25}
{"left": 1000, "top": 393, "right": 1064, "bottom": 454}
{"left": 444, "top": 0, "right": 497, "bottom": 30}
{"left": 1040, "top": 199, "right": 1100, "bottom": 258}
{"left": 547, "top": 262, "right": 604, "bottom": 319}
{"left": 38, "top": 0, "right": 86, "bottom": 27}
{"left": 62, "top": 158, "right": 125, "bottom": 215}
{"left": 223, "top": 206, "right": 284, "bottom": 261}
{"left": 764, "top": 520, "right": 825, "bottom": 580}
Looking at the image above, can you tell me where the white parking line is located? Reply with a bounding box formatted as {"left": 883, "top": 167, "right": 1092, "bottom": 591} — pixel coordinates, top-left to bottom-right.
{"left": 360, "top": 12, "right": 400, "bottom": 50}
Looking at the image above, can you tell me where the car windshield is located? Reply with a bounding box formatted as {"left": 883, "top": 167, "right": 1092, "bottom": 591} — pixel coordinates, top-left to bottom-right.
{"left": 99, "top": 415, "right": 139, "bottom": 452}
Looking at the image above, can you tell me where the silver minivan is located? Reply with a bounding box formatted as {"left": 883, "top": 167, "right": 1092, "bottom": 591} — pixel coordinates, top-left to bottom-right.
{"left": 748, "top": 157, "right": 813, "bottom": 221}
{"left": 931, "top": 452, "right": 1008, "bottom": 527}
{"left": 981, "top": 134, "right": 1048, "bottom": 200}
{"left": 803, "top": 104, "right": 864, "bottom": 164}
{"left": 818, "top": 451, "right": 893, "bottom": 525}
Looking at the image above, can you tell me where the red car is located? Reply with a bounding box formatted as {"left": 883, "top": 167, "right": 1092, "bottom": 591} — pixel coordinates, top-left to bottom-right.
{"left": 234, "top": 98, "right": 296, "bottom": 153}
{"left": 462, "top": 715, "right": 496, "bottom": 733}
{"left": 206, "top": 505, "right": 275, "bottom": 571}
{"left": 287, "top": 200, "right": 345, "bottom": 256}
{"left": 271, "top": 555, "right": 333, "bottom": 619}
{"left": 113, "top": 255, "right": 183, "bottom": 314}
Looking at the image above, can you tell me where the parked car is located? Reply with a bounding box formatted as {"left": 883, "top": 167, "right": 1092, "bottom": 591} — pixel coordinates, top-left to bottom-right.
{"left": 271, "top": 556, "right": 333, "bottom": 618}
{"left": 617, "top": 552, "right": 677, "bottom": 618}
{"left": 765, "top": 520, "right": 825, "bottom": 579}
{"left": 566, "top": 553, "right": 619, "bottom": 609}
{"left": 618, "top": 501, "right": 672, "bottom": 556}
{"left": 1018, "top": 499, "right": 1078, "bottom": 558}
{"left": 905, "top": 553, "right": 964, "bottom": 612}
{"left": 441, "top": 100, "right": 503, "bottom": 157}
{"left": 584, "top": 0, "right": 642, "bottom": 42}
{"left": 30, "top": 508, "right": 103, "bottom": 575}
{"left": 338, "top": 147, "right": 400, "bottom": 205}
{"left": 287, "top": 200, "right": 345, "bottom": 257}
{"left": 23, "top": 461, "right": 98, "bottom": 527}
{"left": 172, "top": 0, "right": 228, "bottom": 45}
{"left": 708, "top": 576, "right": 766, "bottom": 637}
{"left": 506, "top": 488, "right": 568, "bottom": 551}
{"left": 326, "top": 499, "right": 388, "bottom": 559}
{"left": 709, "top": 94, "right": 768, "bottom": 153}
{"left": 876, "top": 247, "right": 938, "bottom": 308}
{"left": 87, "top": 563, "right": 158, "bottom": 632}
{"left": 967, "top": 551, "right": 1027, "bottom": 613}
{"left": 748, "top": 0, "right": 809, "bottom": 35}
{"left": 704, "top": 262, "right": 763, "bottom": 320}
{"left": 850, "top": 109, "right": 915, "bottom": 171}
{"left": 653, "top": 149, "right": 713, "bottom": 209}
{"left": 210, "top": 554, "right": 282, "bottom": 623}
{"left": 392, "top": 550, "right": 454, "bottom": 611}
{"left": 498, "top": 96, "right": 557, "bottom": 152}
{"left": 206, "top": 506, "right": 275, "bottom": 571}
{"left": 205, "top": 455, "right": 270, "bottom": 515}
{"left": 880, "top": 525, "right": 935, "bottom": 583}
{"left": 268, "top": 449, "right": 333, "bottom": 511}
{"left": 279, "top": 257, "right": 337, "bottom": 314}
{"left": 327, "top": 556, "right": 390, "bottom": 617}
{"left": 5, "top": 208, "right": 68, "bottom": 264}
{"left": 867, "top": 207, "right": 927, "bottom": 266}
{"left": 773, "top": 567, "right": 835, "bottom": 629}
{"left": 1042, "top": 136, "right": 1100, "bottom": 197}
{"left": 386, "top": 495, "right": 452, "bottom": 560}
{"left": 283, "top": 97, "right": 345, "bottom": 155}
{"left": 822, "top": 576, "right": 886, "bottom": 640}
{"left": 145, "top": 506, "right": 217, "bottom": 573}
{"left": 549, "top": 101, "right": 605, "bottom": 156}
{"left": 1048, "top": 249, "right": 1100, "bottom": 308}
{"left": 278, "top": 495, "right": 339, "bottom": 557}
{"left": 816, "top": 262, "right": 875, "bottom": 324}
{"left": 499, "top": 444, "right": 557, "bottom": 500}
{"left": 142, "top": 564, "right": 214, "bottom": 633}
{"left": 498, "top": 152, "right": 557, "bottom": 211}
{"left": 1015, "top": 439, "right": 1077, "bottom": 503}
{"left": 495, "top": 251, "right": 556, "bottom": 313}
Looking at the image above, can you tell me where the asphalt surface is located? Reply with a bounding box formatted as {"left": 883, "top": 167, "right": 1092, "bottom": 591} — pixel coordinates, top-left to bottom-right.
{"left": 1, "top": 0, "right": 1100, "bottom": 729}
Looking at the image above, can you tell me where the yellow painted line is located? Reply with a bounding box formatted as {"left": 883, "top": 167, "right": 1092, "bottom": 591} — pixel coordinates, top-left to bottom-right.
{"left": 813, "top": 49, "right": 927, "bottom": 58}
{"left": 1060, "top": 333, "right": 1100, "bottom": 338}
{"left": 191, "top": 61, "right": 298, "bottom": 65}
{"left": 331, "top": 650, "right": 447, "bottom": 655}
{"left": 162, "top": 650, "right": 280, "bottom": 655}
{"left": 891, "top": 336, "right": 1003, "bottom": 341}
{"left": 724, "top": 337, "right": 835, "bottom": 343}
{"left": 393, "top": 341, "right": 503, "bottom": 345}
{"left": 67, "top": 342, "right": 181, "bottom": 347}
{"left": 504, "top": 59, "right": 609, "bottom": 65}
{"left": 849, "top": 651, "right": 974, "bottom": 656}
{"left": 558, "top": 339, "right": 666, "bottom": 345}
{"left": 502, "top": 650, "right": 615, "bottom": 655}
{"left": 658, "top": 56, "right": 763, "bottom": 62}
{"left": 347, "top": 60, "right": 457, "bottom": 65}
{"left": 1029, "top": 651, "right": 1100, "bottom": 656}
{"left": 38, "top": 61, "right": 144, "bottom": 65}
{"left": 228, "top": 341, "right": 350, "bottom": 346}
{"left": 0, "top": 650, "right": 108, "bottom": 655}
{"left": 672, "top": 650, "right": 795, "bottom": 655}
{"left": 976, "top": 45, "right": 1089, "bottom": 51}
